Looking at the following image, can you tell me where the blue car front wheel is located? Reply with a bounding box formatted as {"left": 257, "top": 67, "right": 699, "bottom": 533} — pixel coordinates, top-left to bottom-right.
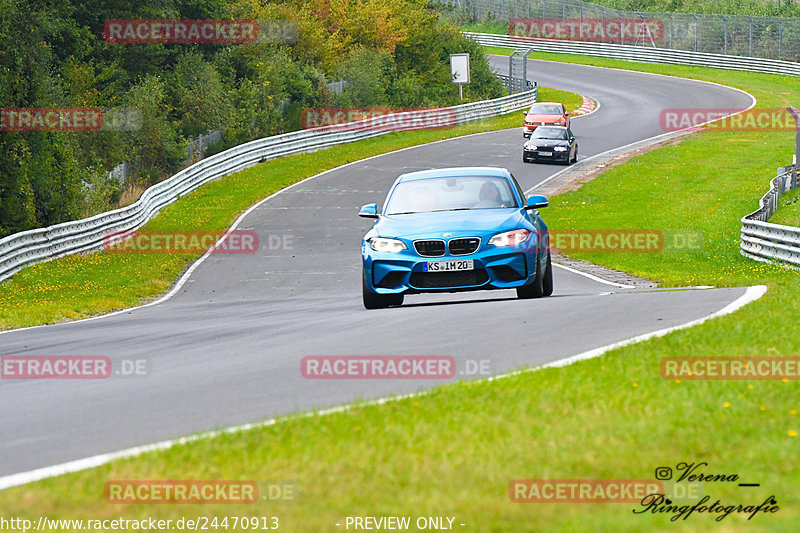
{"left": 542, "top": 250, "right": 553, "bottom": 296}
{"left": 517, "top": 250, "right": 552, "bottom": 299}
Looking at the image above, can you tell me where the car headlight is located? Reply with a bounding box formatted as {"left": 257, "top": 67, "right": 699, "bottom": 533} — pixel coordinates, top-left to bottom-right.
{"left": 524, "top": 121, "right": 534, "bottom": 126}
{"left": 369, "top": 237, "right": 407, "bottom": 253}
{"left": 525, "top": 144, "right": 537, "bottom": 150}
{"left": 489, "top": 229, "right": 531, "bottom": 247}
{"left": 554, "top": 120, "right": 565, "bottom": 125}
{"left": 554, "top": 146, "right": 568, "bottom": 152}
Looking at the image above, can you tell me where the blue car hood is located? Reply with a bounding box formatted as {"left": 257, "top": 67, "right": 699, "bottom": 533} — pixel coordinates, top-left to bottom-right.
{"left": 373, "top": 209, "right": 526, "bottom": 239}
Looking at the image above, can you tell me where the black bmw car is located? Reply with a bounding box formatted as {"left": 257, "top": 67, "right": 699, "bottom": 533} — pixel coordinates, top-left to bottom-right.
{"left": 522, "top": 126, "right": 578, "bottom": 165}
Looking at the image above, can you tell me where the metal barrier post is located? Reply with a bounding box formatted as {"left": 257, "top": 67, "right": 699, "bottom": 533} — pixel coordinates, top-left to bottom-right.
{"left": 721, "top": 15, "right": 727, "bottom": 55}
{"left": 508, "top": 47, "right": 537, "bottom": 95}
{"left": 787, "top": 107, "right": 800, "bottom": 170}
{"left": 668, "top": 13, "right": 672, "bottom": 50}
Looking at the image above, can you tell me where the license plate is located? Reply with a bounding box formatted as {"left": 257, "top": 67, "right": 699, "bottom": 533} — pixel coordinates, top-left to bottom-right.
{"left": 538, "top": 151, "right": 553, "bottom": 157}
{"left": 423, "top": 259, "right": 474, "bottom": 272}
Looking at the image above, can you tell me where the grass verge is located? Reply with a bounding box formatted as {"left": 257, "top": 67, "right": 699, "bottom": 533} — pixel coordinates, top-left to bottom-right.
{"left": 1, "top": 54, "right": 799, "bottom": 532}
{"left": 769, "top": 188, "right": 800, "bottom": 226}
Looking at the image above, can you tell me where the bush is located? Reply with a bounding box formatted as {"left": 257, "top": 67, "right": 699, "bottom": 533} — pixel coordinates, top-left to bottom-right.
{"left": 0, "top": 0, "right": 508, "bottom": 235}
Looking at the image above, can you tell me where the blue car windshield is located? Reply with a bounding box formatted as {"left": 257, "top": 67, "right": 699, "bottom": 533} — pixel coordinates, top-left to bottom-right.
{"left": 385, "top": 176, "right": 519, "bottom": 215}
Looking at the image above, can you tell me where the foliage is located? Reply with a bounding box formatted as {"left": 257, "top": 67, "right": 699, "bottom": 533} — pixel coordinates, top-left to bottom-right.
{"left": 0, "top": 0, "right": 504, "bottom": 237}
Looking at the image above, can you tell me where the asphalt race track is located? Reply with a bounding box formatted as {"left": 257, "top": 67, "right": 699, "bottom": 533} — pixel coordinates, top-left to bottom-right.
{"left": 0, "top": 58, "right": 756, "bottom": 478}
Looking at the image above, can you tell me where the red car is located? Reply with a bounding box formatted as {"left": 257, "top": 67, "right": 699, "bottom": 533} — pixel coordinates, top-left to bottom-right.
{"left": 522, "top": 102, "right": 570, "bottom": 138}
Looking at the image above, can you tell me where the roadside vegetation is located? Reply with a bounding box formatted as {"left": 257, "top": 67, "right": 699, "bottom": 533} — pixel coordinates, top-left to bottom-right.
{"left": 577, "top": 0, "right": 800, "bottom": 17}
{"left": 0, "top": 0, "right": 502, "bottom": 237}
{"left": 438, "top": 0, "right": 800, "bottom": 21}
{"left": 0, "top": 85, "right": 581, "bottom": 330}
{"left": 769, "top": 189, "right": 800, "bottom": 226}
{"left": 1, "top": 49, "right": 798, "bottom": 532}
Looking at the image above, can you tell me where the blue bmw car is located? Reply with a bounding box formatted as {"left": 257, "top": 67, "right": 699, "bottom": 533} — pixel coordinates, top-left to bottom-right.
{"left": 359, "top": 167, "right": 552, "bottom": 309}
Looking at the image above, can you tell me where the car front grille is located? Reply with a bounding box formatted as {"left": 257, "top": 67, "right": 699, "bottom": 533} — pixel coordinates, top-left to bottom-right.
{"left": 414, "top": 240, "right": 445, "bottom": 257}
{"left": 409, "top": 269, "right": 489, "bottom": 289}
{"left": 448, "top": 238, "right": 480, "bottom": 256}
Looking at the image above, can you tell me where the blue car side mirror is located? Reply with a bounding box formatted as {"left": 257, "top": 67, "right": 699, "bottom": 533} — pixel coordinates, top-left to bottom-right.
{"left": 359, "top": 203, "right": 379, "bottom": 218}
{"left": 525, "top": 195, "right": 549, "bottom": 210}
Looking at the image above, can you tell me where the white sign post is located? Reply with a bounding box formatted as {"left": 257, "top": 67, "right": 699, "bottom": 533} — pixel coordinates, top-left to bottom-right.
{"left": 450, "top": 53, "right": 470, "bottom": 101}
{"left": 788, "top": 106, "right": 799, "bottom": 167}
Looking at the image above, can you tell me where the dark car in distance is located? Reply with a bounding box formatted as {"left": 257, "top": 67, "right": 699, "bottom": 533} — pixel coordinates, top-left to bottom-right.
{"left": 522, "top": 126, "right": 578, "bottom": 165}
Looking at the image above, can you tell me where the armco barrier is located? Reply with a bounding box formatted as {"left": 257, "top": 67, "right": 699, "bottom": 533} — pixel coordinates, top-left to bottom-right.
{"left": 740, "top": 165, "right": 800, "bottom": 268}
{"left": 0, "top": 89, "right": 535, "bottom": 282}
{"left": 465, "top": 31, "right": 800, "bottom": 270}
{"left": 467, "top": 32, "right": 800, "bottom": 76}
{"left": 441, "top": 0, "right": 800, "bottom": 61}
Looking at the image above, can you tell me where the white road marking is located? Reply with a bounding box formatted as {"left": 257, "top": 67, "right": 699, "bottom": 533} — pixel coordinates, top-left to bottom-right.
{"left": 0, "top": 128, "right": 523, "bottom": 338}
{"left": 553, "top": 262, "right": 636, "bottom": 289}
{"left": 0, "top": 67, "right": 764, "bottom": 492}
{"left": 0, "top": 284, "right": 767, "bottom": 492}
{"left": 522, "top": 70, "right": 756, "bottom": 196}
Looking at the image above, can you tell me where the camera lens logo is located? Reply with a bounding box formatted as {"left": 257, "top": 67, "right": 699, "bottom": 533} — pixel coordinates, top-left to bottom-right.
{"left": 655, "top": 467, "right": 673, "bottom": 480}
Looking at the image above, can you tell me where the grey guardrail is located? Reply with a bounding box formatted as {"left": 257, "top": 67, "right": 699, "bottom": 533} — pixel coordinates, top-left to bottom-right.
{"left": 740, "top": 164, "right": 800, "bottom": 268}
{"left": 469, "top": 31, "right": 800, "bottom": 269}
{"left": 468, "top": 32, "right": 800, "bottom": 77}
{"left": 0, "top": 89, "right": 535, "bottom": 283}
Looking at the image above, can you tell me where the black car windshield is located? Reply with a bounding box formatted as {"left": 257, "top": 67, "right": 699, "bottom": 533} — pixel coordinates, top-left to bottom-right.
{"left": 385, "top": 176, "right": 519, "bottom": 214}
{"left": 528, "top": 105, "right": 562, "bottom": 115}
{"left": 532, "top": 127, "right": 568, "bottom": 140}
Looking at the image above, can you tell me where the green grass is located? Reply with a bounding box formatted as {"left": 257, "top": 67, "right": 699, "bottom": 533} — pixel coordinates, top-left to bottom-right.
{"left": 769, "top": 189, "right": 800, "bottom": 226}
{"left": 2, "top": 321, "right": 799, "bottom": 531}
{"left": 537, "top": 86, "right": 584, "bottom": 111}
{"left": 545, "top": 128, "right": 794, "bottom": 287}
{"left": 2, "top": 54, "right": 800, "bottom": 532}
{"left": 478, "top": 44, "right": 799, "bottom": 286}
{"left": 461, "top": 20, "right": 509, "bottom": 36}
{"left": 0, "top": 86, "right": 580, "bottom": 331}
